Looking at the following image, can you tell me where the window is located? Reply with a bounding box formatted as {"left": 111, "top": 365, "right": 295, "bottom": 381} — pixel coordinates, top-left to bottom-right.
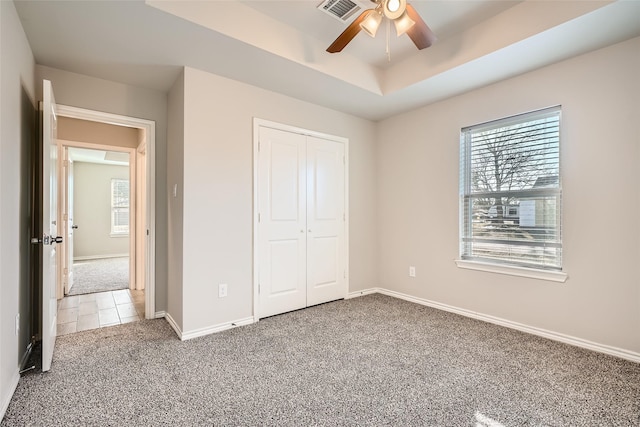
{"left": 111, "top": 178, "right": 129, "bottom": 236}
{"left": 459, "top": 106, "right": 562, "bottom": 271}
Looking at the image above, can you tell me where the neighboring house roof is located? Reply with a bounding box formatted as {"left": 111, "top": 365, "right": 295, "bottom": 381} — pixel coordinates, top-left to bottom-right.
{"left": 533, "top": 176, "right": 558, "bottom": 188}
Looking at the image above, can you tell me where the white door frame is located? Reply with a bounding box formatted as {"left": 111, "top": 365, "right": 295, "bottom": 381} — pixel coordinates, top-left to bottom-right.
{"left": 56, "top": 105, "right": 157, "bottom": 319}
{"left": 252, "top": 118, "right": 349, "bottom": 321}
{"left": 57, "top": 140, "right": 136, "bottom": 295}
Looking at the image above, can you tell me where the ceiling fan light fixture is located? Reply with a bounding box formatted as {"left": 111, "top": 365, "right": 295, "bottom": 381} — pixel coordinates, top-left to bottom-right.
{"left": 393, "top": 10, "right": 415, "bottom": 36}
{"left": 360, "top": 9, "right": 382, "bottom": 37}
{"left": 383, "top": 0, "right": 406, "bottom": 20}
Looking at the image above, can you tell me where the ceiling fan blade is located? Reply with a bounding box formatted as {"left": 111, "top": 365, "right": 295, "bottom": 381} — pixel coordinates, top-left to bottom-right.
{"left": 405, "top": 4, "right": 437, "bottom": 50}
{"left": 327, "top": 9, "right": 372, "bottom": 53}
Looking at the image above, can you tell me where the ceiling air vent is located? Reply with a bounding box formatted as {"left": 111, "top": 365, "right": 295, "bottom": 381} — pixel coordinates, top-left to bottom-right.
{"left": 318, "top": 0, "right": 365, "bottom": 22}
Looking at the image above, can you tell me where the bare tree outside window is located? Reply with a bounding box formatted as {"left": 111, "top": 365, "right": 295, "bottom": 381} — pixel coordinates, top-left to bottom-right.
{"left": 460, "top": 107, "right": 562, "bottom": 270}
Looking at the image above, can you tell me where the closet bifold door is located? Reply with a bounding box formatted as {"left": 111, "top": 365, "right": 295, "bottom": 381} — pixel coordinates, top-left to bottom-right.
{"left": 305, "top": 136, "right": 346, "bottom": 307}
{"left": 257, "top": 126, "right": 346, "bottom": 319}
{"left": 258, "top": 127, "right": 307, "bottom": 318}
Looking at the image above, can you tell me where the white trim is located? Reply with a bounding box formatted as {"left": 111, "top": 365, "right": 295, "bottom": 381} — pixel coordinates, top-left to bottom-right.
{"left": 348, "top": 288, "right": 640, "bottom": 363}
{"left": 73, "top": 254, "right": 129, "bottom": 261}
{"left": 254, "top": 118, "right": 350, "bottom": 142}
{"left": 346, "top": 288, "right": 378, "bottom": 299}
{"left": 252, "top": 118, "right": 349, "bottom": 320}
{"left": 57, "top": 139, "right": 136, "bottom": 297}
{"left": 56, "top": 105, "right": 156, "bottom": 319}
{"left": 164, "top": 312, "right": 182, "bottom": 338}
{"left": 154, "top": 310, "right": 166, "bottom": 319}
{"left": 252, "top": 121, "right": 260, "bottom": 321}
{"left": 0, "top": 371, "right": 20, "bottom": 421}
{"left": 180, "top": 317, "right": 255, "bottom": 341}
{"left": 455, "top": 259, "right": 568, "bottom": 283}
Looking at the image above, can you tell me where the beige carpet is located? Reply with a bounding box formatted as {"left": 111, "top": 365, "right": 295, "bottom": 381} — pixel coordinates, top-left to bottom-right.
{"left": 3, "top": 294, "right": 639, "bottom": 425}
{"left": 67, "top": 257, "right": 129, "bottom": 296}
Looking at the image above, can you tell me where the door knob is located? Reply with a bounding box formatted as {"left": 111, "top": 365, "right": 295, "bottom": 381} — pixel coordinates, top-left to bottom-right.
{"left": 52, "top": 236, "right": 63, "bottom": 244}
{"left": 71, "top": 225, "right": 78, "bottom": 229}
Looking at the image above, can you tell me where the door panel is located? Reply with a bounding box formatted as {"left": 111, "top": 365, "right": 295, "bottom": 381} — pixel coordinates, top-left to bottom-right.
{"left": 306, "top": 137, "right": 345, "bottom": 307}
{"left": 269, "top": 142, "right": 301, "bottom": 221}
{"left": 311, "top": 147, "right": 339, "bottom": 220}
{"left": 258, "top": 127, "right": 306, "bottom": 318}
{"left": 269, "top": 240, "right": 302, "bottom": 294}
{"left": 42, "top": 79, "right": 58, "bottom": 372}
{"left": 310, "top": 236, "right": 338, "bottom": 287}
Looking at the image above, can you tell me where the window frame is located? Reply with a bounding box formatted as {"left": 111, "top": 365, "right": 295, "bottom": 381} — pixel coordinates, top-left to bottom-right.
{"left": 110, "top": 178, "right": 130, "bottom": 237}
{"left": 457, "top": 106, "right": 566, "bottom": 282}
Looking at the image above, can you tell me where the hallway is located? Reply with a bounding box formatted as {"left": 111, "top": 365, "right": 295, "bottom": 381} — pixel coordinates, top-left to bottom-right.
{"left": 56, "top": 289, "right": 144, "bottom": 335}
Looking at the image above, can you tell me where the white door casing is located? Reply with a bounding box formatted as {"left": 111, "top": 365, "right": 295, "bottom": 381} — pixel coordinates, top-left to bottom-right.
{"left": 56, "top": 105, "right": 156, "bottom": 319}
{"left": 65, "top": 150, "right": 74, "bottom": 294}
{"left": 42, "top": 79, "right": 58, "bottom": 372}
{"left": 255, "top": 120, "right": 348, "bottom": 319}
{"left": 136, "top": 141, "right": 146, "bottom": 290}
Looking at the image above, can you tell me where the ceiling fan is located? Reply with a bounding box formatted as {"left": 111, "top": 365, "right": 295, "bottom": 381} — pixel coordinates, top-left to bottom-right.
{"left": 326, "top": 0, "right": 436, "bottom": 54}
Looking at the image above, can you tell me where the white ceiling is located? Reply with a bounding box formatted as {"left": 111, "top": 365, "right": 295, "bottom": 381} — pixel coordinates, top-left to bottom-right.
{"left": 14, "top": 0, "right": 640, "bottom": 121}
{"left": 240, "top": 0, "right": 521, "bottom": 68}
{"left": 68, "top": 147, "right": 130, "bottom": 166}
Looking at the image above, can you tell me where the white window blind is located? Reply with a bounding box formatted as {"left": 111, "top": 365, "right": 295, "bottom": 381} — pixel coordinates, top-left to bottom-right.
{"left": 460, "top": 106, "right": 562, "bottom": 270}
{"left": 111, "top": 178, "right": 129, "bottom": 235}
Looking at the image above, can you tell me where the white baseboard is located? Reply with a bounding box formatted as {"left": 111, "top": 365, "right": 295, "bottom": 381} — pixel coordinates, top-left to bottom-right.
{"left": 1, "top": 370, "right": 20, "bottom": 421}
{"left": 154, "top": 311, "right": 166, "bottom": 319}
{"left": 349, "top": 287, "right": 640, "bottom": 363}
{"left": 164, "top": 312, "right": 182, "bottom": 339}
{"left": 181, "top": 317, "right": 256, "bottom": 341}
{"left": 73, "top": 254, "right": 128, "bottom": 261}
{"left": 346, "top": 288, "right": 378, "bottom": 299}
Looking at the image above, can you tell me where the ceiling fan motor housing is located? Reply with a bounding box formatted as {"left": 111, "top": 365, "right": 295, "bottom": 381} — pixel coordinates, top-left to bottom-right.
{"left": 383, "top": 0, "right": 407, "bottom": 19}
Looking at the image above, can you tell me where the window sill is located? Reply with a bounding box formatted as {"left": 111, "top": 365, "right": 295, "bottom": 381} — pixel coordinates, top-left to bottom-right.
{"left": 455, "top": 259, "right": 567, "bottom": 283}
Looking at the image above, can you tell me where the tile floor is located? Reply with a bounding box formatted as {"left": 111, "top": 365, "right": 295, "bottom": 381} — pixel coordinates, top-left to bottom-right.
{"left": 57, "top": 289, "right": 145, "bottom": 336}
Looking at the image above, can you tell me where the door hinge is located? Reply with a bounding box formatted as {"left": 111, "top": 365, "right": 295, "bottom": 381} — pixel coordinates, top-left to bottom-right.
{"left": 146, "top": 229, "right": 149, "bottom": 236}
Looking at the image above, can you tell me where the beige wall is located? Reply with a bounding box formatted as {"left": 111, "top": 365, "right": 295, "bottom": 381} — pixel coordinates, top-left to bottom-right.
{"left": 0, "top": 0, "right": 35, "bottom": 417}
{"left": 171, "top": 66, "right": 378, "bottom": 334}
{"left": 376, "top": 36, "right": 640, "bottom": 355}
{"left": 167, "top": 71, "right": 184, "bottom": 329}
{"left": 73, "top": 162, "right": 130, "bottom": 259}
{"left": 35, "top": 65, "right": 168, "bottom": 313}
{"left": 59, "top": 116, "right": 139, "bottom": 149}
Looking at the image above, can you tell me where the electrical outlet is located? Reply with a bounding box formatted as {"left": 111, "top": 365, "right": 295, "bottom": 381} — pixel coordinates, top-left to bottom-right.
{"left": 409, "top": 266, "right": 416, "bottom": 277}
{"left": 218, "top": 283, "right": 228, "bottom": 298}
{"left": 15, "top": 313, "right": 20, "bottom": 335}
